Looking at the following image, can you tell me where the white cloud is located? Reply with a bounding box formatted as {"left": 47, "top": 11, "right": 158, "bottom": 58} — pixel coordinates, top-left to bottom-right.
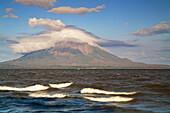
{"left": 10, "top": 18, "right": 136, "bottom": 54}
{"left": 144, "top": 57, "right": 170, "bottom": 62}
{"left": 155, "top": 47, "right": 170, "bottom": 52}
{"left": 3, "top": 8, "right": 18, "bottom": 18}
{"left": 120, "top": 50, "right": 148, "bottom": 60}
{"left": 160, "top": 57, "right": 170, "bottom": 61}
{"left": 160, "top": 21, "right": 170, "bottom": 24}
{"left": 47, "top": 5, "right": 105, "bottom": 14}
{"left": 9, "top": 13, "right": 19, "bottom": 18}
{"left": 10, "top": 27, "right": 99, "bottom": 53}
{"left": 132, "top": 23, "right": 170, "bottom": 36}
{"left": 28, "top": 18, "right": 65, "bottom": 31}
{"left": 6, "top": 8, "right": 12, "bottom": 13}
{"left": 15, "top": 0, "right": 57, "bottom": 9}
{"left": 125, "top": 22, "right": 128, "bottom": 26}
{"left": 3, "top": 15, "right": 9, "bottom": 18}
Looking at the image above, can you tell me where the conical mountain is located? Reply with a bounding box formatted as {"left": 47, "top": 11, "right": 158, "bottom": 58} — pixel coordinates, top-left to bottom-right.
{"left": 0, "top": 42, "right": 169, "bottom": 69}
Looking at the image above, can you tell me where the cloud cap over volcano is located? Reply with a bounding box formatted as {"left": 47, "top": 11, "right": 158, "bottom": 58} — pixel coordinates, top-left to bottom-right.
{"left": 10, "top": 18, "right": 137, "bottom": 54}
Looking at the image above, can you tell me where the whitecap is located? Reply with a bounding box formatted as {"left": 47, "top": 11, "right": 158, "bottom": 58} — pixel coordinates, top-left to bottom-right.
{"left": 29, "top": 92, "right": 67, "bottom": 98}
{"left": 84, "top": 96, "right": 134, "bottom": 102}
{"left": 80, "top": 88, "right": 137, "bottom": 95}
{"left": 0, "top": 84, "right": 49, "bottom": 91}
{"left": 49, "top": 82, "right": 73, "bottom": 88}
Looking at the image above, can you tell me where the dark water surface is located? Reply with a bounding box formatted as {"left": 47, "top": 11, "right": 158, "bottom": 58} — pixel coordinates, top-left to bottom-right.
{"left": 0, "top": 69, "right": 169, "bottom": 113}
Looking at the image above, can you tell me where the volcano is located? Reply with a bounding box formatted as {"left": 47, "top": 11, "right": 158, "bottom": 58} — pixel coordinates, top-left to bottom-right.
{"left": 0, "top": 42, "right": 169, "bottom": 69}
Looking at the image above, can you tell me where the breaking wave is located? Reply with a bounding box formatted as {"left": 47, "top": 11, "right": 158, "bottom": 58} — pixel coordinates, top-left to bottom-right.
{"left": 0, "top": 85, "right": 49, "bottom": 91}
{"left": 49, "top": 82, "right": 73, "bottom": 88}
{"left": 84, "top": 96, "right": 134, "bottom": 102}
{"left": 29, "top": 92, "right": 67, "bottom": 98}
{"left": 81, "top": 88, "right": 137, "bottom": 95}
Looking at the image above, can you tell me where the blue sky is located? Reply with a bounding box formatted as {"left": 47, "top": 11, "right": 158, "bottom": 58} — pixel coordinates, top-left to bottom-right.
{"left": 0, "top": 0, "right": 170, "bottom": 64}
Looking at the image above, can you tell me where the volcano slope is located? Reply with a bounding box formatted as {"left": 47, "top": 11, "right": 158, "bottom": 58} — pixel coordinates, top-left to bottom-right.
{"left": 0, "top": 42, "right": 169, "bottom": 69}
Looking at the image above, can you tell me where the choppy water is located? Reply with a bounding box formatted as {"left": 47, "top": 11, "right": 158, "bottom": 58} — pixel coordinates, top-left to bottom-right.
{"left": 0, "top": 69, "right": 169, "bottom": 113}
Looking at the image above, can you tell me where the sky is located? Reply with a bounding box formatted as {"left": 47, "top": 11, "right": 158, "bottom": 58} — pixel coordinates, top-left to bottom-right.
{"left": 0, "top": 0, "right": 170, "bottom": 64}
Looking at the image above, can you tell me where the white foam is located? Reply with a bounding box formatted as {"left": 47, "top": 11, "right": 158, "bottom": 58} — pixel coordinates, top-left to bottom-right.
{"left": 49, "top": 82, "right": 73, "bottom": 88}
{"left": 81, "top": 88, "right": 137, "bottom": 95}
{"left": 0, "top": 85, "right": 49, "bottom": 91}
{"left": 84, "top": 96, "right": 134, "bottom": 102}
{"left": 29, "top": 92, "right": 67, "bottom": 98}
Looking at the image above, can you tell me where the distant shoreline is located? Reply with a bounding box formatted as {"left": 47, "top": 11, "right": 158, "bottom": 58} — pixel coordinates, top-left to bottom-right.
{"left": 0, "top": 66, "right": 170, "bottom": 70}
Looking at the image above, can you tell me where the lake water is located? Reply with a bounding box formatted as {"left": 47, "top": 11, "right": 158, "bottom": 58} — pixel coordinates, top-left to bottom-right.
{"left": 0, "top": 69, "right": 169, "bottom": 113}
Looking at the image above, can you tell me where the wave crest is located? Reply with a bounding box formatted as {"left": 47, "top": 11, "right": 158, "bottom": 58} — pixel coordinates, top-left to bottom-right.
{"left": 49, "top": 82, "right": 73, "bottom": 88}
{"left": 81, "top": 88, "right": 137, "bottom": 95}
{"left": 84, "top": 96, "right": 134, "bottom": 102}
{"left": 29, "top": 92, "right": 67, "bottom": 98}
{"left": 0, "top": 84, "right": 49, "bottom": 91}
